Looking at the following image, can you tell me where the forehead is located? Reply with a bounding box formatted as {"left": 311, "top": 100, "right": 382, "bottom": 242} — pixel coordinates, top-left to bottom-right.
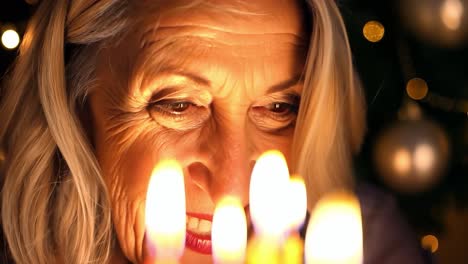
{"left": 131, "top": 0, "right": 308, "bottom": 40}
{"left": 109, "top": 0, "right": 308, "bottom": 99}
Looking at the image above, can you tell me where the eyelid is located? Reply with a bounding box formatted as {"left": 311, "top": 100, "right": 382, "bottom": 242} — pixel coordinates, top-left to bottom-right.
{"left": 252, "top": 92, "right": 300, "bottom": 107}
{"left": 149, "top": 88, "right": 213, "bottom": 106}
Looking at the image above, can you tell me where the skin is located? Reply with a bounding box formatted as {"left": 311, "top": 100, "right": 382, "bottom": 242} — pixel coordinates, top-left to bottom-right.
{"left": 88, "top": 0, "right": 308, "bottom": 263}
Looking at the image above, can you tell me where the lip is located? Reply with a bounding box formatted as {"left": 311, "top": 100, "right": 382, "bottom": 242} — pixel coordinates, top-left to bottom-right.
{"left": 185, "top": 213, "right": 213, "bottom": 255}
{"left": 185, "top": 230, "right": 212, "bottom": 254}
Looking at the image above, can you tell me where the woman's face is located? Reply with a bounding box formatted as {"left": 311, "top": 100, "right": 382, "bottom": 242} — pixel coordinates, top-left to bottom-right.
{"left": 89, "top": 0, "right": 307, "bottom": 263}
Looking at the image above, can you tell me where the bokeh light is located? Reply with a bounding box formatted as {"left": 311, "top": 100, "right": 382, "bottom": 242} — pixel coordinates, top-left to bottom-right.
{"left": 363, "top": 20, "right": 385, "bottom": 42}
{"left": 421, "top": 234, "right": 439, "bottom": 253}
{"left": 406, "top": 78, "right": 429, "bottom": 100}
{"left": 1, "top": 29, "right": 20, "bottom": 50}
{"left": 441, "top": 0, "right": 464, "bottom": 30}
{"left": 393, "top": 148, "right": 412, "bottom": 176}
{"left": 414, "top": 143, "right": 436, "bottom": 175}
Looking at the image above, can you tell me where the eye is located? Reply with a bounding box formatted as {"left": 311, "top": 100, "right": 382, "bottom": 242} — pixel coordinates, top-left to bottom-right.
{"left": 148, "top": 99, "right": 210, "bottom": 130}
{"left": 155, "top": 101, "right": 193, "bottom": 114}
{"left": 268, "top": 102, "right": 298, "bottom": 115}
{"left": 249, "top": 95, "right": 300, "bottom": 132}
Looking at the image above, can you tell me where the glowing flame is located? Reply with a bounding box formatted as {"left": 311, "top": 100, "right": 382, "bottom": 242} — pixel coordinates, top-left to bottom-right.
{"left": 212, "top": 196, "right": 247, "bottom": 264}
{"left": 249, "top": 150, "right": 290, "bottom": 237}
{"left": 286, "top": 177, "right": 307, "bottom": 231}
{"left": 145, "top": 160, "right": 186, "bottom": 260}
{"left": 305, "top": 191, "right": 363, "bottom": 264}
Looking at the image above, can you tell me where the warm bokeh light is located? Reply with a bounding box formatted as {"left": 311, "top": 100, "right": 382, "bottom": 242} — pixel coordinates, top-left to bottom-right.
{"left": 246, "top": 236, "right": 281, "bottom": 264}
{"left": 393, "top": 148, "right": 412, "bottom": 176}
{"left": 441, "top": 0, "right": 464, "bottom": 30}
{"left": 212, "top": 196, "right": 247, "bottom": 264}
{"left": 421, "top": 234, "right": 439, "bottom": 253}
{"left": 286, "top": 177, "right": 307, "bottom": 231}
{"left": 145, "top": 160, "right": 186, "bottom": 260}
{"left": 250, "top": 150, "right": 290, "bottom": 236}
{"left": 414, "top": 143, "right": 436, "bottom": 174}
{"left": 283, "top": 234, "right": 304, "bottom": 264}
{"left": 305, "top": 191, "right": 363, "bottom": 264}
{"left": 1, "top": 29, "right": 20, "bottom": 50}
{"left": 406, "top": 78, "right": 429, "bottom": 100}
{"left": 363, "top": 20, "right": 385, "bottom": 42}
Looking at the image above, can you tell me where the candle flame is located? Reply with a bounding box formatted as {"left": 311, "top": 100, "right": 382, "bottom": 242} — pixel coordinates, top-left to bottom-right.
{"left": 305, "top": 191, "right": 363, "bottom": 264}
{"left": 212, "top": 196, "right": 247, "bottom": 264}
{"left": 250, "top": 150, "right": 290, "bottom": 237}
{"left": 145, "top": 159, "right": 186, "bottom": 260}
{"left": 286, "top": 177, "right": 307, "bottom": 231}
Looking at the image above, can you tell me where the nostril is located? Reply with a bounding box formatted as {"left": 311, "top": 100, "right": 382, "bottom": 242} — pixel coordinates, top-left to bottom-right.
{"left": 187, "top": 162, "right": 212, "bottom": 191}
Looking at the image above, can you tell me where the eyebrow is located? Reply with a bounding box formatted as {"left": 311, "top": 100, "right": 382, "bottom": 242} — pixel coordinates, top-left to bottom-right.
{"left": 267, "top": 74, "right": 304, "bottom": 93}
{"left": 152, "top": 69, "right": 303, "bottom": 94}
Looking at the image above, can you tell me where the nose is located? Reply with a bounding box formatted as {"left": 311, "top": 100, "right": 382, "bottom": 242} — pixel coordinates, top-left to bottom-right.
{"left": 187, "top": 124, "right": 252, "bottom": 207}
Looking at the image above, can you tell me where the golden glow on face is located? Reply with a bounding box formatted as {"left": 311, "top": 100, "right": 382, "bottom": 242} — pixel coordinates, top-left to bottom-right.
{"left": 90, "top": 1, "right": 308, "bottom": 262}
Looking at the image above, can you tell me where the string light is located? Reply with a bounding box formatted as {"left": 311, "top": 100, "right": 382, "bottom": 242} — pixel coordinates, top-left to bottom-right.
{"left": 1, "top": 29, "right": 20, "bottom": 50}
{"left": 406, "top": 78, "right": 429, "bottom": 100}
{"left": 421, "top": 234, "right": 439, "bottom": 253}
{"left": 363, "top": 20, "right": 385, "bottom": 42}
{"left": 422, "top": 91, "right": 468, "bottom": 115}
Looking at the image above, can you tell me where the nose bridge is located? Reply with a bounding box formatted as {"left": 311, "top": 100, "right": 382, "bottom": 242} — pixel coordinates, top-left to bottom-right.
{"left": 209, "top": 122, "right": 251, "bottom": 206}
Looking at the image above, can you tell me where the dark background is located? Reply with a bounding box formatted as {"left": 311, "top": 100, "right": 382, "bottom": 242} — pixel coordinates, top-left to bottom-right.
{"left": 1, "top": 1, "right": 467, "bottom": 263}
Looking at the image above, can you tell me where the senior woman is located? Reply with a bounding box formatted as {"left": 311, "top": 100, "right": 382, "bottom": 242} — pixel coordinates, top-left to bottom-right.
{"left": 0, "top": 0, "right": 428, "bottom": 263}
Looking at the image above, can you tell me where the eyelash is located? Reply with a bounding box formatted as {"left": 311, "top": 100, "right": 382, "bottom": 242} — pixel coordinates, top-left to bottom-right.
{"left": 147, "top": 94, "right": 300, "bottom": 132}
{"left": 250, "top": 94, "right": 301, "bottom": 132}
{"left": 147, "top": 99, "right": 210, "bottom": 130}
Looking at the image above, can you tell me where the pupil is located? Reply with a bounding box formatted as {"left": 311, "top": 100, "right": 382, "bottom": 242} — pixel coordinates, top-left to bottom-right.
{"left": 172, "top": 102, "right": 189, "bottom": 112}
{"left": 272, "top": 103, "right": 288, "bottom": 113}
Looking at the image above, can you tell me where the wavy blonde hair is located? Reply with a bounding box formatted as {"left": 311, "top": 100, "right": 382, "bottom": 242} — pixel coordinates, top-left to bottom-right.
{"left": 0, "top": 0, "right": 365, "bottom": 263}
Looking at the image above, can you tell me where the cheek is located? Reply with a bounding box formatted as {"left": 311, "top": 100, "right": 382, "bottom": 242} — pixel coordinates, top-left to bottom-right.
{"left": 95, "top": 126, "right": 207, "bottom": 262}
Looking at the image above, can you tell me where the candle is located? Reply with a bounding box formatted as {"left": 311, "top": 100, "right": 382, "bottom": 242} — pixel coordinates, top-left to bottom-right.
{"left": 211, "top": 196, "right": 247, "bottom": 264}
{"left": 304, "top": 191, "right": 363, "bottom": 264}
{"left": 283, "top": 177, "right": 307, "bottom": 264}
{"left": 249, "top": 150, "right": 291, "bottom": 236}
{"left": 247, "top": 150, "right": 291, "bottom": 264}
{"left": 145, "top": 160, "right": 186, "bottom": 263}
{"left": 286, "top": 177, "right": 308, "bottom": 232}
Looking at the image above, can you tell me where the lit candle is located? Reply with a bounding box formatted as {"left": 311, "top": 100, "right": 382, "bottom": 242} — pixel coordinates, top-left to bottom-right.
{"left": 285, "top": 177, "right": 307, "bottom": 232}
{"left": 283, "top": 177, "right": 307, "bottom": 264}
{"left": 145, "top": 160, "right": 186, "bottom": 263}
{"left": 211, "top": 196, "right": 247, "bottom": 264}
{"left": 304, "top": 190, "right": 363, "bottom": 264}
{"left": 247, "top": 150, "right": 291, "bottom": 264}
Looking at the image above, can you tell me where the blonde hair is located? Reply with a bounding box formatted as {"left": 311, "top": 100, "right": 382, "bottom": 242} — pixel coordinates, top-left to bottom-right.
{"left": 292, "top": 0, "right": 366, "bottom": 207}
{"left": 0, "top": 0, "right": 365, "bottom": 263}
{"left": 1, "top": 0, "right": 127, "bottom": 263}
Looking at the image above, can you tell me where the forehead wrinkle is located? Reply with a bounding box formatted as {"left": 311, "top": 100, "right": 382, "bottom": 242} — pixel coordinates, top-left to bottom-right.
{"left": 141, "top": 25, "right": 307, "bottom": 48}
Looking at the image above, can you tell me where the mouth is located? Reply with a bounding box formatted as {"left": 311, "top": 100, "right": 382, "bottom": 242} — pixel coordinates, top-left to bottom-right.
{"left": 185, "top": 213, "right": 213, "bottom": 255}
